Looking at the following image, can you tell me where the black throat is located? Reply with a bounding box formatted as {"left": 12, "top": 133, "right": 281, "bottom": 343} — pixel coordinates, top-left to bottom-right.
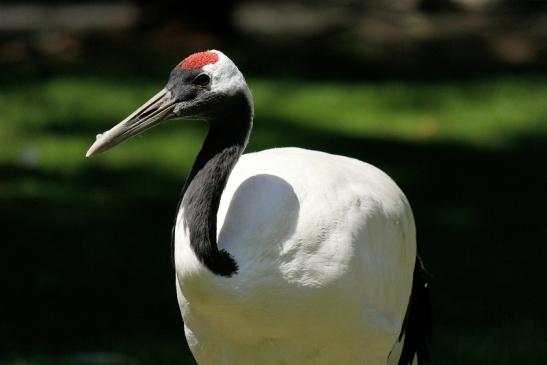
{"left": 175, "top": 92, "right": 253, "bottom": 277}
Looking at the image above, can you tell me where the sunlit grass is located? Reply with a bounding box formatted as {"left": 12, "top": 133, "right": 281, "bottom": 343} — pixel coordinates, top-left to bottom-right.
{"left": 1, "top": 73, "right": 546, "bottom": 217}
{"left": 1, "top": 74, "right": 545, "bottom": 179}
{"left": 252, "top": 76, "right": 547, "bottom": 145}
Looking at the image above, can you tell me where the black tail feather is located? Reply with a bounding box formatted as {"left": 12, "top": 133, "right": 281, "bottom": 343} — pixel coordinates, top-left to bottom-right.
{"left": 397, "top": 255, "right": 432, "bottom": 365}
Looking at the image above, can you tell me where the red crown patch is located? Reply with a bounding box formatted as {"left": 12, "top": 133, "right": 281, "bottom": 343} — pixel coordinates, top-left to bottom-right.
{"left": 178, "top": 51, "right": 219, "bottom": 70}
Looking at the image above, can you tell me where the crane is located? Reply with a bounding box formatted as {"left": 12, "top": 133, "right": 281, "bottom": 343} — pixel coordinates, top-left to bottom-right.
{"left": 86, "top": 50, "right": 431, "bottom": 365}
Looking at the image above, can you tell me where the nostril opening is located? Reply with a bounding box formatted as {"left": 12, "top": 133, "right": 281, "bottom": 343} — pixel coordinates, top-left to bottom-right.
{"left": 139, "top": 107, "right": 158, "bottom": 120}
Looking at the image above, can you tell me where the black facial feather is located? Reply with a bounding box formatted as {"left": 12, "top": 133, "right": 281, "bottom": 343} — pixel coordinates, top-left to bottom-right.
{"left": 171, "top": 90, "right": 253, "bottom": 276}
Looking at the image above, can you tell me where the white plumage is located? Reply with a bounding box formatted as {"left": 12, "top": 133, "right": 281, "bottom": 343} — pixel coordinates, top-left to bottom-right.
{"left": 175, "top": 148, "right": 416, "bottom": 365}
{"left": 86, "top": 50, "right": 430, "bottom": 365}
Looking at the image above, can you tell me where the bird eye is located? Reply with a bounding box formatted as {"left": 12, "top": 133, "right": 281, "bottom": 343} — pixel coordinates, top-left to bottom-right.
{"left": 193, "top": 73, "right": 211, "bottom": 87}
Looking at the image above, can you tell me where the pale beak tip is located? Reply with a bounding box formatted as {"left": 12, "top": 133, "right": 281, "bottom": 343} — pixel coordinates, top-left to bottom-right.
{"left": 85, "top": 140, "right": 102, "bottom": 158}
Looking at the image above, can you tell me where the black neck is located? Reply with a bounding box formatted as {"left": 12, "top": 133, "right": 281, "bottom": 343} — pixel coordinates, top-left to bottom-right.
{"left": 176, "top": 92, "right": 253, "bottom": 276}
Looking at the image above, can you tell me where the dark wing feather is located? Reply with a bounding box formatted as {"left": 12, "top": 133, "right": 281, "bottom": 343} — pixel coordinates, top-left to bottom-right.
{"left": 397, "top": 255, "right": 432, "bottom": 365}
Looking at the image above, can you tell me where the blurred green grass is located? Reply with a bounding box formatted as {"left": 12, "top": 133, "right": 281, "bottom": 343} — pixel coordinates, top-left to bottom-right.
{"left": 2, "top": 74, "right": 546, "bottom": 174}
{"left": 1, "top": 73, "right": 546, "bottom": 365}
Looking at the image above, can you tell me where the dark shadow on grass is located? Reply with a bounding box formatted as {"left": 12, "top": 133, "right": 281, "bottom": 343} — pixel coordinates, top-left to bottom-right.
{"left": 1, "top": 118, "right": 546, "bottom": 365}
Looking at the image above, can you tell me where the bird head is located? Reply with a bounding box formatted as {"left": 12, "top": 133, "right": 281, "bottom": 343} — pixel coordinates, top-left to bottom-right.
{"left": 86, "top": 50, "right": 252, "bottom": 157}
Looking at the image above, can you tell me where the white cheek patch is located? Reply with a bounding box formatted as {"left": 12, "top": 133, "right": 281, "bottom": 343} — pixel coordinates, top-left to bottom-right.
{"left": 203, "top": 50, "right": 248, "bottom": 96}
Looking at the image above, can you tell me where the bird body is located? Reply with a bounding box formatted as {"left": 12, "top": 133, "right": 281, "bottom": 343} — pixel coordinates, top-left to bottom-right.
{"left": 175, "top": 147, "right": 416, "bottom": 365}
{"left": 86, "top": 50, "right": 430, "bottom": 365}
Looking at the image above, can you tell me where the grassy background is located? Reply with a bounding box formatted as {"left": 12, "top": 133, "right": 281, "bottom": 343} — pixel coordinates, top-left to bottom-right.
{"left": 1, "top": 70, "right": 546, "bottom": 364}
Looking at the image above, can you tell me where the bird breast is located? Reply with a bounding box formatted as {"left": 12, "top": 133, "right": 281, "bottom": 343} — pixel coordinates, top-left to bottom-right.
{"left": 174, "top": 147, "right": 416, "bottom": 362}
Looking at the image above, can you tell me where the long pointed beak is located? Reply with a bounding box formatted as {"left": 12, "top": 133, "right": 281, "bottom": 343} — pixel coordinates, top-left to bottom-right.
{"left": 86, "top": 88, "right": 176, "bottom": 157}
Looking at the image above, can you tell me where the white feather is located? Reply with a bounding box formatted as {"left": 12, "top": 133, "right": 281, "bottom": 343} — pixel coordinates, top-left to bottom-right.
{"left": 175, "top": 147, "right": 416, "bottom": 365}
